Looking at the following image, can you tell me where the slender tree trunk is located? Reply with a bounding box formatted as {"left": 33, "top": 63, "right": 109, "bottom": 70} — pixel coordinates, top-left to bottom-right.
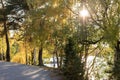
{"left": 113, "top": 41, "right": 120, "bottom": 80}
{"left": 84, "top": 45, "right": 89, "bottom": 80}
{"left": 38, "top": 46, "right": 43, "bottom": 66}
{"left": 2, "top": 49, "right": 5, "bottom": 60}
{"left": 53, "top": 53, "right": 55, "bottom": 68}
{"left": 1, "top": 0, "right": 10, "bottom": 62}
{"left": 33, "top": 48, "right": 36, "bottom": 65}
{"left": 60, "top": 50, "right": 63, "bottom": 69}
{"left": 31, "top": 48, "right": 36, "bottom": 65}
{"left": 28, "top": 55, "right": 31, "bottom": 65}
{"left": 5, "top": 30, "right": 10, "bottom": 62}
{"left": 55, "top": 50, "right": 60, "bottom": 68}
{"left": 53, "top": 46, "right": 60, "bottom": 68}
{"left": 31, "top": 50, "right": 34, "bottom": 65}
{"left": 1, "top": 38, "right": 5, "bottom": 61}
{"left": 24, "top": 40, "right": 28, "bottom": 65}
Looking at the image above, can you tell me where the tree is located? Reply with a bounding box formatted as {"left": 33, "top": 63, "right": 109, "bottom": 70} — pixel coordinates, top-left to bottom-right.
{"left": 25, "top": 0, "right": 70, "bottom": 66}
{"left": 63, "top": 37, "right": 84, "bottom": 80}
{"left": 64, "top": 1, "right": 104, "bottom": 79}
{"left": 24, "top": 7, "right": 51, "bottom": 66}
{"left": 0, "top": 0, "right": 10, "bottom": 61}
{"left": 87, "top": 0, "right": 120, "bottom": 79}
{"left": 0, "top": 0, "right": 28, "bottom": 62}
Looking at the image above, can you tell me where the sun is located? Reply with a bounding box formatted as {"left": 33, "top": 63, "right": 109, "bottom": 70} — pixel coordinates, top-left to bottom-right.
{"left": 80, "top": 8, "right": 89, "bottom": 17}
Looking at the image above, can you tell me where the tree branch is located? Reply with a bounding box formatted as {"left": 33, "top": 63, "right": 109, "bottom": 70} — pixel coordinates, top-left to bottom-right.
{"left": 79, "top": 37, "right": 103, "bottom": 45}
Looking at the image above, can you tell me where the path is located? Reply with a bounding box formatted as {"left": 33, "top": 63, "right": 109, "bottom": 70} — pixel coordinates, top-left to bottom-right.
{"left": 0, "top": 61, "right": 62, "bottom": 80}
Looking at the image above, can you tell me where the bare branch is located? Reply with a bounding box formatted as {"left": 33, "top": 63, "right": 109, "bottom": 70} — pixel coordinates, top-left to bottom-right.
{"left": 79, "top": 36, "right": 104, "bottom": 45}
{"left": 63, "top": 0, "right": 78, "bottom": 16}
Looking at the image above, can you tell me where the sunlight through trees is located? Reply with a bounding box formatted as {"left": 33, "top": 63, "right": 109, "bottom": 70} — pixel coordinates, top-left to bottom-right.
{"left": 0, "top": 0, "right": 119, "bottom": 80}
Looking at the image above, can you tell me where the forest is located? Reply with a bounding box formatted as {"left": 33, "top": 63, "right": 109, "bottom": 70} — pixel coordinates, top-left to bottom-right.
{"left": 0, "top": 0, "right": 120, "bottom": 80}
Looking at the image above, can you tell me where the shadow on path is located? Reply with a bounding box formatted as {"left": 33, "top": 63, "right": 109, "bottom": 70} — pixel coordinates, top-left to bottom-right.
{"left": 0, "top": 61, "right": 62, "bottom": 80}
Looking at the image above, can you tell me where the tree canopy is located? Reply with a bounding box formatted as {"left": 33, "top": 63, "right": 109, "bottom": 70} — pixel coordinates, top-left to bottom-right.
{"left": 0, "top": 0, "right": 120, "bottom": 80}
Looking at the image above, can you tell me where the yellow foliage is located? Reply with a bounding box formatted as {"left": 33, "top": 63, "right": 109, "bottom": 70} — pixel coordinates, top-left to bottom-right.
{"left": 11, "top": 53, "right": 26, "bottom": 64}
{"left": 43, "top": 49, "right": 52, "bottom": 59}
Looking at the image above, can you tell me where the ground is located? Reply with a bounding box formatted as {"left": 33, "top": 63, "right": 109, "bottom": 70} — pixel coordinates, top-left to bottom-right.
{"left": 0, "top": 61, "right": 63, "bottom": 80}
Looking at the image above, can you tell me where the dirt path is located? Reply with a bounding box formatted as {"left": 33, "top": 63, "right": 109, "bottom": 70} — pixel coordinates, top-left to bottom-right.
{"left": 0, "top": 61, "right": 62, "bottom": 80}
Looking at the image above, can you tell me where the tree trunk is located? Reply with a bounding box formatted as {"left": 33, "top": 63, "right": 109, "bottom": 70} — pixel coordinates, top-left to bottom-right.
{"left": 38, "top": 46, "right": 43, "bottom": 66}
{"left": 33, "top": 48, "right": 36, "bottom": 65}
{"left": 31, "top": 50, "right": 34, "bottom": 65}
{"left": 60, "top": 50, "right": 63, "bottom": 69}
{"left": 84, "top": 45, "right": 89, "bottom": 80}
{"left": 53, "top": 53, "right": 56, "bottom": 68}
{"left": 31, "top": 48, "right": 36, "bottom": 65}
{"left": 24, "top": 40, "right": 28, "bottom": 65}
{"left": 113, "top": 41, "right": 120, "bottom": 80}
{"left": 5, "top": 32, "right": 10, "bottom": 62}
{"left": 55, "top": 50, "right": 60, "bottom": 68}
{"left": 53, "top": 46, "right": 60, "bottom": 68}
{"left": 1, "top": 0, "right": 10, "bottom": 62}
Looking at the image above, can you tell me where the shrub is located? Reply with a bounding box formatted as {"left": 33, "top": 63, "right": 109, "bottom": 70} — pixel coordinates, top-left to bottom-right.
{"left": 63, "top": 37, "right": 84, "bottom": 80}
